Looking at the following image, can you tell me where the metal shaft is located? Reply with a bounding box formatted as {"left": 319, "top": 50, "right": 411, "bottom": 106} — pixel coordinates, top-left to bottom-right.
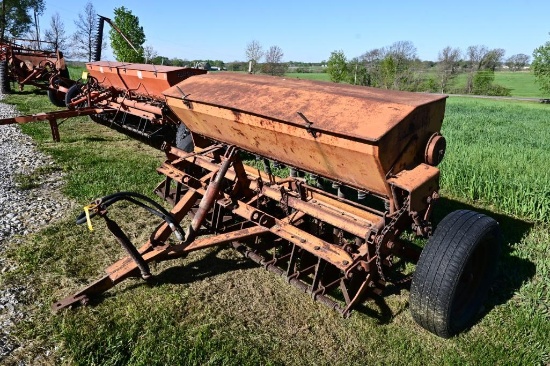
{"left": 185, "top": 146, "right": 236, "bottom": 243}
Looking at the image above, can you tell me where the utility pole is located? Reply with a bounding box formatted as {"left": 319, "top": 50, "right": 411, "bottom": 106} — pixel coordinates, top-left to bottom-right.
{"left": 1, "top": 1, "right": 6, "bottom": 41}
{"left": 33, "top": 7, "right": 41, "bottom": 48}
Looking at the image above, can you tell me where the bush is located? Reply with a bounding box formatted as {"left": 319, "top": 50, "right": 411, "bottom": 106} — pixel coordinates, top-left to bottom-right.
{"left": 471, "top": 70, "right": 511, "bottom": 96}
{"left": 486, "top": 84, "right": 512, "bottom": 96}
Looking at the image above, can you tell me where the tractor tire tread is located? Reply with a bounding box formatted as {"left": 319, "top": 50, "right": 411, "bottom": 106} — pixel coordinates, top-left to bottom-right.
{"left": 410, "top": 209, "right": 501, "bottom": 338}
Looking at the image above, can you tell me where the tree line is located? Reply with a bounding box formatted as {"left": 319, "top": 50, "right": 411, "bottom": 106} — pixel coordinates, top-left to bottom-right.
{"left": 326, "top": 41, "right": 535, "bottom": 96}
{"left": 1, "top": 1, "right": 145, "bottom": 63}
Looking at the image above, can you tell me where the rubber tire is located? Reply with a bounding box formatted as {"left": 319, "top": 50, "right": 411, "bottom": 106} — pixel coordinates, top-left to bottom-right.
{"left": 175, "top": 123, "right": 194, "bottom": 152}
{"left": 64, "top": 84, "right": 84, "bottom": 107}
{"left": 409, "top": 210, "right": 501, "bottom": 338}
{"left": 59, "top": 68, "right": 70, "bottom": 80}
{"left": 48, "top": 89, "right": 65, "bottom": 107}
{"left": 48, "top": 76, "right": 68, "bottom": 107}
{"left": 0, "top": 60, "right": 11, "bottom": 94}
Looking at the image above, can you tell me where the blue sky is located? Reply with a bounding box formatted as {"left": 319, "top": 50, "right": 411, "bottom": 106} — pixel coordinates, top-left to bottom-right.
{"left": 41, "top": 0, "right": 550, "bottom": 62}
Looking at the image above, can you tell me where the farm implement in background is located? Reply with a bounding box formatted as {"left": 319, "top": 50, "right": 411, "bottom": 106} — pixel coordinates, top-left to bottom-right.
{"left": 1, "top": 13, "right": 207, "bottom": 148}
{"left": 0, "top": 14, "right": 139, "bottom": 104}
{"left": 0, "top": 60, "right": 207, "bottom": 147}
{"left": 0, "top": 38, "right": 73, "bottom": 106}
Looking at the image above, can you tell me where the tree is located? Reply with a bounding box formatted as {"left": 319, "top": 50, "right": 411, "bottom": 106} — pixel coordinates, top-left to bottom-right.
{"left": 170, "top": 58, "right": 185, "bottom": 67}
{"left": 151, "top": 55, "right": 170, "bottom": 65}
{"left": 505, "top": 54, "right": 530, "bottom": 71}
{"left": 359, "top": 41, "right": 420, "bottom": 90}
{"left": 109, "top": 6, "right": 145, "bottom": 63}
{"left": 227, "top": 61, "right": 246, "bottom": 72}
{"left": 44, "top": 12, "right": 68, "bottom": 53}
{"left": 347, "top": 57, "right": 368, "bottom": 85}
{"left": 327, "top": 50, "right": 348, "bottom": 83}
{"left": 380, "top": 55, "right": 397, "bottom": 89}
{"left": 386, "top": 41, "right": 419, "bottom": 90}
{"left": 437, "top": 46, "right": 461, "bottom": 93}
{"left": 245, "top": 40, "right": 263, "bottom": 74}
{"left": 143, "top": 45, "right": 157, "bottom": 63}
{"left": 361, "top": 48, "right": 384, "bottom": 86}
{"left": 532, "top": 36, "right": 550, "bottom": 95}
{"left": 0, "top": 0, "right": 44, "bottom": 41}
{"left": 388, "top": 40, "right": 417, "bottom": 64}
{"left": 465, "top": 45, "right": 505, "bottom": 93}
{"left": 72, "top": 2, "right": 100, "bottom": 61}
{"left": 212, "top": 60, "right": 225, "bottom": 70}
{"left": 483, "top": 48, "right": 505, "bottom": 71}
{"left": 262, "top": 45, "right": 286, "bottom": 76}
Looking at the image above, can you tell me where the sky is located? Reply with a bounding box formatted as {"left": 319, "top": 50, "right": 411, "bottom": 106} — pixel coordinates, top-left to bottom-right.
{"left": 39, "top": 0, "right": 550, "bottom": 63}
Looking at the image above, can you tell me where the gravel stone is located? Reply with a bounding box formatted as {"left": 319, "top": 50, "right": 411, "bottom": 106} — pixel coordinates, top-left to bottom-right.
{"left": 0, "top": 92, "right": 74, "bottom": 361}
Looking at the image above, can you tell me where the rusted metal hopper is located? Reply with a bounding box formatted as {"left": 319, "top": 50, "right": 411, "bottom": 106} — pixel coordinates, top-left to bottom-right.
{"left": 86, "top": 61, "right": 206, "bottom": 100}
{"left": 164, "top": 73, "right": 446, "bottom": 200}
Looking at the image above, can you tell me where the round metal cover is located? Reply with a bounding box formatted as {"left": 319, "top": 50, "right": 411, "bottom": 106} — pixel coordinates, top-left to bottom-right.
{"left": 425, "top": 133, "right": 446, "bottom": 166}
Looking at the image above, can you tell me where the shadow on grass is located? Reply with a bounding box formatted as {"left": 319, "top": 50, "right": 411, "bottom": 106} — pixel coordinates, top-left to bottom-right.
{"left": 350, "top": 196, "right": 535, "bottom": 325}
{"left": 153, "top": 247, "right": 258, "bottom": 285}
{"left": 7, "top": 89, "right": 44, "bottom": 96}
{"left": 434, "top": 196, "right": 536, "bottom": 309}
{"left": 82, "top": 247, "right": 258, "bottom": 308}
{"left": 79, "top": 136, "right": 117, "bottom": 143}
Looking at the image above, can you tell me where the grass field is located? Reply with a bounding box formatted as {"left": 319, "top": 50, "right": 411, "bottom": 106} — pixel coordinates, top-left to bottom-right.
{"left": 493, "top": 71, "right": 541, "bottom": 97}
{"left": 284, "top": 72, "right": 331, "bottom": 82}
{"left": 451, "top": 71, "right": 542, "bottom": 97}
{"left": 0, "top": 90, "right": 549, "bottom": 365}
{"left": 285, "top": 70, "right": 544, "bottom": 98}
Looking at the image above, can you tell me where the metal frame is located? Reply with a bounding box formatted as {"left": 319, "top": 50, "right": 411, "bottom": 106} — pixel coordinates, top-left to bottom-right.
{"left": 53, "top": 144, "right": 434, "bottom": 316}
{"left": 0, "top": 39, "right": 69, "bottom": 92}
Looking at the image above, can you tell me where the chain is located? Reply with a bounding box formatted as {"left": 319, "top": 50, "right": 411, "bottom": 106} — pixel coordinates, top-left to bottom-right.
{"left": 375, "top": 197, "right": 410, "bottom": 283}
{"left": 279, "top": 187, "right": 290, "bottom": 215}
{"left": 337, "top": 229, "right": 343, "bottom": 246}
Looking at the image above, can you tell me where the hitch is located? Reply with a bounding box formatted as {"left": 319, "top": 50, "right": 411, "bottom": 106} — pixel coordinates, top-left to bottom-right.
{"left": 0, "top": 107, "right": 116, "bottom": 142}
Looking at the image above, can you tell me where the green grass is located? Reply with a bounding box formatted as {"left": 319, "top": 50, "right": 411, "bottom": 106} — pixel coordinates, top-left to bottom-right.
{"left": 283, "top": 72, "right": 331, "bottom": 82}
{"left": 451, "top": 71, "right": 542, "bottom": 98}
{"left": 441, "top": 97, "right": 550, "bottom": 222}
{"left": 14, "top": 165, "right": 61, "bottom": 190}
{"left": 286, "top": 70, "right": 544, "bottom": 98}
{"left": 493, "top": 71, "right": 541, "bottom": 97}
{"left": 67, "top": 65, "right": 86, "bottom": 81}
{"left": 1, "top": 92, "right": 549, "bottom": 365}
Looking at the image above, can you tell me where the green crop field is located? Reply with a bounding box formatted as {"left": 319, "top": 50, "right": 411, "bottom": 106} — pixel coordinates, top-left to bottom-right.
{"left": 0, "top": 91, "right": 549, "bottom": 365}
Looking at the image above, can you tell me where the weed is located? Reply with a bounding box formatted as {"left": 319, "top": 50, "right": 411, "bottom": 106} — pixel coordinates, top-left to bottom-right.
{"left": 14, "top": 165, "right": 60, "bottom": 190}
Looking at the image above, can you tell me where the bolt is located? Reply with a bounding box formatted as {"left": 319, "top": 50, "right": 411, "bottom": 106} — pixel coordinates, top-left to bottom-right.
{"left": 314, "top": 246, "right": 320, "bottom": 250}
{"left": 342, "top": 260, "right": 349, "bottom": 265}
{"left": 79, "top": 296, "right": 90, "bottom": 306}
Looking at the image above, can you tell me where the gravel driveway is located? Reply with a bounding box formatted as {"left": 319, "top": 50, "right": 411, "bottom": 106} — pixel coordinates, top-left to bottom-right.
{"left": 0, "top": 93, "right": 73, "bottom": 361}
